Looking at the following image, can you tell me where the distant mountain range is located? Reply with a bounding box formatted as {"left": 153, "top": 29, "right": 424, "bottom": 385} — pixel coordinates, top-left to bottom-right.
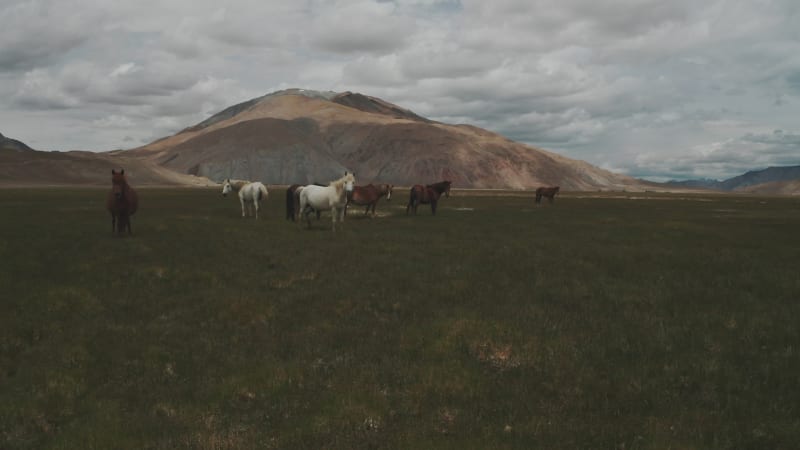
{"left": 0, "top": 88, "right": 798, "bottom": 193}
{"left": 2, "top": 88, "right": 652, "bottom": 189}
{"left": 667, "top": 166, "right": 800, "bottom": 193}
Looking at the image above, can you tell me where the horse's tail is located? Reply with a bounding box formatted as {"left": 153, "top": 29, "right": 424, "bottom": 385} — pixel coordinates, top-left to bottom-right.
{"left": 406, "top": 186, "right": 419, "bottom": 215}
{"left": 295, "top": 187, "right": 305, "bottom": 217}
{"left": 258, "top": 184, "right": 268, "bottom": 202}
{"left": 298, "top": 186, "right": 307, "bottom": 211}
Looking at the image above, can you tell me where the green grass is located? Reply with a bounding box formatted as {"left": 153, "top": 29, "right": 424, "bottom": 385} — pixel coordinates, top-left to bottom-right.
{"left": 1, "top": 188, "right": 799, "bottom": 449}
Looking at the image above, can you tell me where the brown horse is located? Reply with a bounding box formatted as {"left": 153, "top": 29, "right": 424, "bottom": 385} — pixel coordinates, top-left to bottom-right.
{"left": 535, "top": 186, "right": 560, "bottom": 204}
{"left": 406, "top": 180, "right": 451, "bottom": 215}
{"left": 345, "top": 183, "right": 393, "bottom": 217}
{"left": 286, "top": 184, "right": 323, "bottom": 222}
{"left": 106, "top": 169, "right": 138, "bottom": 235}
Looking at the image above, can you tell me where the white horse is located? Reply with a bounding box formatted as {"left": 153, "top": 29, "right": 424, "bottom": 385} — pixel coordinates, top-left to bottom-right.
{"left": 299, "top": 172, "right": 355, "bottom": 231}
{"left": 221, "top": 179, "right": 269, "bottom": 219}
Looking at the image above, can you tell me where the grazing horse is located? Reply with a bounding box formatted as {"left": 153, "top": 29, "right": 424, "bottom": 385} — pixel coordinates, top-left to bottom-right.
{"left": 285, "top": 183, "right": 323, "bottom": 222}
{"left": 345, "top": 183, "right": 393, "bottom": 217}
{"left": 406, "top": 180, "right": 451, "bottom": 215}
{"left": 535, "top": 186, "right": 560, "bottom": 204}
{"left": 299, "top": 172, "right": 356, "bottom": 231}
{"left": 106, "top": 169, "right": 138, "bottom": 235}
{"left": 222, "top": 179, "right": 269, "bottom": 219}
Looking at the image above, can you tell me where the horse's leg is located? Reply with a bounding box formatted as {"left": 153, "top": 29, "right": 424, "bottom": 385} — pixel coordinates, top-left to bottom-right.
{"left": 431, "top": 200, "right": 437, "bottom": 215}
{"left": 254, "top": 200, "right": 259, "bottom": 219}
{"left": 111, "top": 214, "right": 116, "bottom": 234}
{"left": 292, "top": 192, "right": 300, "bottom": 222}
{"left": 331, "top": 206, "right": 337, "bottom": 232}
{"left": 126, "top": 215, "right": 133, "bottom": 235}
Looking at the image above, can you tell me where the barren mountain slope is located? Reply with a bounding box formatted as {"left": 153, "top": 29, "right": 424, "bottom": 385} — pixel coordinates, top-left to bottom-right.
{"left": 130, "top": 89, "right": 648, "bottom": 190}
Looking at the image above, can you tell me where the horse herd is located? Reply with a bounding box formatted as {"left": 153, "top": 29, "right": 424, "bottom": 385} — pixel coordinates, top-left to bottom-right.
{"left": 107, "top": 169, "right": 558, "bottom": 234}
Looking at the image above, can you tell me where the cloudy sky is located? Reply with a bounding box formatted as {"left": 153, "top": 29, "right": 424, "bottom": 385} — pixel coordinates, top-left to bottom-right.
{"left": 2, "top": 0, "right": 799, "bottom": 181}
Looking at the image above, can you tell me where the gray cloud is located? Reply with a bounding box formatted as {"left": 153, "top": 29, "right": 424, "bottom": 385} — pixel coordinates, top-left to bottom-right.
{"left": 0, "top": 1, "right": 105, "bottom": 72}
{"left": 309, "top": 1, "right": 415, "bottom": 54}
{"left": 1, "top": 0, "right": 799, "bottom": 179}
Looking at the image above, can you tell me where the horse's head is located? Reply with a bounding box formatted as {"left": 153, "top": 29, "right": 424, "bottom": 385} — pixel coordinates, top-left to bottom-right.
{"left": 343, "top": 171, "right": 355, "bottom": 194}
{"left": 442, "top": 180, "right": 452, "bottom": 197}
{"left": 221, "top": 179, "right": 233, "bottom": 197}
{"left": 384, "top": 184, "right": 393, "bottom": 201}
{"left": 111, "top": 169, "right": 126, "bottom": 200}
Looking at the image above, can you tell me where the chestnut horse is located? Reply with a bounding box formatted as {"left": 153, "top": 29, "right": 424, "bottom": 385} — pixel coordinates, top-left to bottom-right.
{"left": 106, "top": 169, "right": 138, "bottom": 235}
{"left": 535, "top": 186, "right": 560, "bottom": 204}
{"left": 406, "top": 180, "right": 451, "bottom": 215}
{"left": 345, "top": 183, "right": 393, "bottom": 217}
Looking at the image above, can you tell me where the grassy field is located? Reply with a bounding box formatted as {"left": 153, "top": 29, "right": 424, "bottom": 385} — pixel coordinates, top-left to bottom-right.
{"left": 1, "top": 187, "right": 799, "bottom": 449}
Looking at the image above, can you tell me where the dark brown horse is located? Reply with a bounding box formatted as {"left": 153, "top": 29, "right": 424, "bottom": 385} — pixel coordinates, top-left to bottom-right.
{"left": 535, "top": 186, "right": 560, "bottom": 204}
{"left": 406, "top": 180, "right": 451, "bottom": 215}
{"left": 106, "top": 169, "right": 138, "bottom": 234}
{"left": 285, "top": 183, "right": 323, "bottom": 222}
{"left": 345, "top": 183, "right": 393, "bottom": 217}
{"left": 286, "top": 184, "right": 303, "bottom": 221}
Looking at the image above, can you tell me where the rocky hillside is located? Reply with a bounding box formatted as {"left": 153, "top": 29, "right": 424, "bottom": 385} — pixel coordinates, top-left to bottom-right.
{"left": 723, "top": 166, "right": 800, "bottom": 191}
{"left": 129, "top": 89, "right": 649, "bottom": 190}
{"left": 0, "top": 132, "right": 34, "bottom": 152}
{"left": 0, "top": 147, "right": 211, "bottom": 187}
{"left": 734, "top": 179, "right": 800, "bottom": 196}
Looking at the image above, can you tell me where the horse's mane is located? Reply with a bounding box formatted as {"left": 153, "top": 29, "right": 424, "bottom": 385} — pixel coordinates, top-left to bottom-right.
{"left": 329, "top": 172, "right": 355, "bottom": 195}
{"left": 427, "top": 180, "right": 451, "bottom": 193}
{"left": 226, "top": 179, "right": 251, "bottom": 191}
{"left": 536, "top": 186, "right": 559, "bottom": 193}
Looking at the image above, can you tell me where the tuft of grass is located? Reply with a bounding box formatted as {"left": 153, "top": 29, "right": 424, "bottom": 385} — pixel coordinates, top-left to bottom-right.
{"left": 1, "top": 188, "right": 799, "bottom": 448}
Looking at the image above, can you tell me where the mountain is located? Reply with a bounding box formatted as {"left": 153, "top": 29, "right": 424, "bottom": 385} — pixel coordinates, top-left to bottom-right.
{"left": 663, "top": 178, "right": 722, "bottom": 190}
{"left": 0, "top": 148, "right": 211, "bottom": 187}
{"left": 734, "top": 179, "right": 800, "bottom": 195}
{"left": 129, "top": 89, "right": 649, "bottom": 190}
{"left": 720, "top": 166, "right": 800, "bottom": 191}
{"left": 667, "top": 166, "right": 800, "bottom": 193}
{"left": 0, "top": 132, "right": 35, "bottom": 152}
